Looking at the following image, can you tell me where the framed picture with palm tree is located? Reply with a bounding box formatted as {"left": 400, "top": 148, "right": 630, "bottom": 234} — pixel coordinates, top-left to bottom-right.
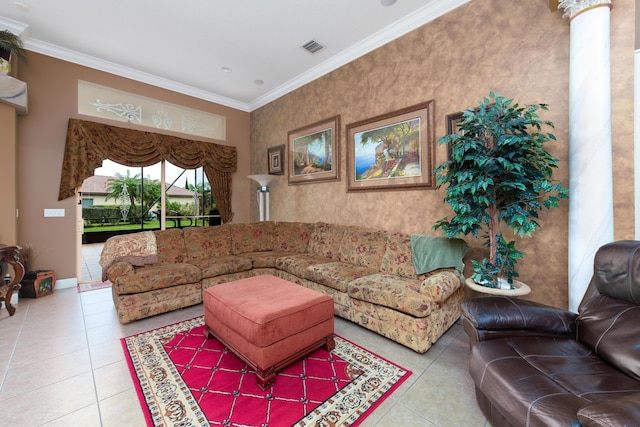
{"left": 346, "top": 100, "right": 435, "bottom": 192}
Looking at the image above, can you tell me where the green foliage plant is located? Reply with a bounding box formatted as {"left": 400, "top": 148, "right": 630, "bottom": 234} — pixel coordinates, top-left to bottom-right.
{"left": 0, "top": 30, "right": 29, "bottom": 65}
{"left": 433, "top": 92, "right": 568, "bottom": 288}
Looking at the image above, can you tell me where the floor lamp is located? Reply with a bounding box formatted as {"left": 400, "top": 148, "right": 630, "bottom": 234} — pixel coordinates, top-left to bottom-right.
{"left": 248, "top": 174, "right": 276, "bottom": 221}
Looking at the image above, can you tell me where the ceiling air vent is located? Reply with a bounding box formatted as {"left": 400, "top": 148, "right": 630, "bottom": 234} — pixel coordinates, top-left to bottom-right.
{"left": 302, "top": 39, "right": 325, "bottom": 54}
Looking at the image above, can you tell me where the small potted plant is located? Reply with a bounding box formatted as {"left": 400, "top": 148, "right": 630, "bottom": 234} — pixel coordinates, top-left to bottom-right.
{"left": 433, "top": 92, "right": 568, "bottom": 293}
{"left": 0, "top": 29, "right": 29, "bottom": 76}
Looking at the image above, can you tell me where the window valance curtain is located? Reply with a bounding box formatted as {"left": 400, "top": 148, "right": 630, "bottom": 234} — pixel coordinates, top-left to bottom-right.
{"left": 59, "top": 118, "right": 237, "bottom": 223}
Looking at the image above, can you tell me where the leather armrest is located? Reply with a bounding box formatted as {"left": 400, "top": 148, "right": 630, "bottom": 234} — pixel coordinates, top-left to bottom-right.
{"left": 462, "top": 296, "right": 577, "bottom": 334}
{"left": 577, "top": 393, "right": 640, "bottom": 427}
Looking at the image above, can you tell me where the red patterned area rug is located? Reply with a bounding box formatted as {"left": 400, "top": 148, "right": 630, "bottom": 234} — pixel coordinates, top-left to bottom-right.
{"left": 121, "top": 316, "right": 411, "bottom": 427}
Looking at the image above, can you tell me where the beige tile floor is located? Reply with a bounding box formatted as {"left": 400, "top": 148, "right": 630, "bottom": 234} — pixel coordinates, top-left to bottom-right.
{"left": 0, "top": 245, "right": 488, "bottom": 427}
{"left": 81, "top": 243, "right": 105, "bottom": 283}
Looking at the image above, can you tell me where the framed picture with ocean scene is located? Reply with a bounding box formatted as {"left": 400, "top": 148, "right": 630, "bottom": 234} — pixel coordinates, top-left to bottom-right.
{"left": 287, "top": 116, "right": 340, "bottom": 185}
{"left": 346, "top": 100, "right": 435, "bottom": 192}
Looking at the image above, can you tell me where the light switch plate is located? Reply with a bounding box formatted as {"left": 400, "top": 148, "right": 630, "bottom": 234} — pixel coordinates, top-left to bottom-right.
{"left": 44, "top": 209, "right": 65, "bottom": 217}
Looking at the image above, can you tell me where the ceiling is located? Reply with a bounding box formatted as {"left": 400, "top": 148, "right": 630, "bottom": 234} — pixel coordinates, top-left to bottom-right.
{"left": 0, "top": 0, "right": 468, "bottom": 112}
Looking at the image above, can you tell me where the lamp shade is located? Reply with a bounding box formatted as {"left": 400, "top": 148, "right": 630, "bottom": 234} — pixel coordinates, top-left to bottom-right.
{"left": 248, "top": 174, "right": 276, "bottom": 188}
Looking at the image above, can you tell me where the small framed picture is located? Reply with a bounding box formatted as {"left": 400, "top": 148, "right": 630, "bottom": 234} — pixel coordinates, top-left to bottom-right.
{"left": 268, "top": 144, "right": 285, "bottom": 175}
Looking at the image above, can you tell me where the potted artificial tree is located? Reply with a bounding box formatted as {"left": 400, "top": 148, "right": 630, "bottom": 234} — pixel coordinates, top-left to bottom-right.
{"left": 433, "top": 92, "right": 568, "bottom": 294}
{"left": 0, "top": 29, "right": 29, "bottom": 76}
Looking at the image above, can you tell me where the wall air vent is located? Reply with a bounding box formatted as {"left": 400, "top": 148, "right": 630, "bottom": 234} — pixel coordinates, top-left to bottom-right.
{"left": 301, "top": 39, "right": 325, "bottom": 54}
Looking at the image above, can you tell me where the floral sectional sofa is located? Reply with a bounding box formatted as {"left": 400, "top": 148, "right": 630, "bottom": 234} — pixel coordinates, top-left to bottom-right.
{"left": 100, "top": 221, "right": 467, "bottom": 353}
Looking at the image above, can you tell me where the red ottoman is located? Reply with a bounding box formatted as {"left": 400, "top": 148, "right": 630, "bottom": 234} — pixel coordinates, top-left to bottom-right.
{"left": 203, "top": 275, "right": 335, "bottom": 389}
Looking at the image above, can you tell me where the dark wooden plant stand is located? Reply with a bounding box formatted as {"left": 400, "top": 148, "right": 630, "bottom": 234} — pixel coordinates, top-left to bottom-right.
{"left": 0, "top": 245, "right": 24, "bottom": 316}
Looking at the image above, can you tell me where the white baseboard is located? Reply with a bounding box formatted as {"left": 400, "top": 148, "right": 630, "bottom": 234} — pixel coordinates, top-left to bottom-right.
{"left": 1, "top": 278, "right": 78, "bottom": 309}
{"left": 56, "top": 277, "right": 78, "bottom": 290}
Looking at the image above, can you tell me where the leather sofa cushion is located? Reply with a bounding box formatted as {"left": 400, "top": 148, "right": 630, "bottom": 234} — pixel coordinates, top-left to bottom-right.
{"left": 114, "top": 263, "right": 201, "bottom": 294}
{"left": 469, "top": 337, "right": 640, "bottom": 427}
{"left": 183, "top": 225, "right": 231, "bottom": 259}
{"left": 577, "top": 393, "right": 640, "bottom": 427}
{"left": 463, "top": 296, "right": 577, "bottom": 334}
{"left": 592, "top": 240, "right": 640, "bottom": 303}
{"left": 577, "top": 293, "right": 640, "bottom": 381}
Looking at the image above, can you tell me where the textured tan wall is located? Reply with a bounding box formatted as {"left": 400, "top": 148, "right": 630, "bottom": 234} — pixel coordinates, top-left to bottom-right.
{"left": 16, "top": 53, "right": 250, "bottom": 279}
{"left": 250, "top": 0, "right": 636, "bottom": 308}
{"left": 0, "top": 102, "right": 17, "bottom": 245}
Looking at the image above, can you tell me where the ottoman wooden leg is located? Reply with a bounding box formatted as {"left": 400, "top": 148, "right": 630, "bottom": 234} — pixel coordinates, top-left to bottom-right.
{"left": 325, "top": 335, "right": 335, "bottom": 352}
{"left": 256, "top": 367, "right": 276, "bottom": 390}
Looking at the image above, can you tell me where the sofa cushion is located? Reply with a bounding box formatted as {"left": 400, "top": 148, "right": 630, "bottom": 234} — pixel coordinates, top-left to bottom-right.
{"left": 348, "top": 273, "right": 436, "bottom": 317}
{"left": 577, "top": 393, "right": 640, "bottom": 427}
{"left": 304, "top": 261, "right": 377, "bottom": 292}
{"left": 469, "top": 337, "right": 640, "bottom": 427}
{"left": 276, "top": 254, "right": 332, "bottom": 278}
{"left": 591, "top": 240, "right": 640, "bottom": 304}
{"left": 230, "top": 222, "right": 275, "bottom": 254}
{"left": 114, "top": 263, "right": 201, "bottom": 294}
{"left": 307, "top": 223, "right": 348, "bottom": 261}
{"left": 577, "top": 293, "right": 640, "bottom": 381}
{"left": 338, "top": 228, "right": 388, "bottom": 269}
{"left": 114, "top": 282, "right": 202, "bottom": 324}
{"left": 183, "top": 225, "right": 232, "bottom": 259}
{"left": 191, "top": 255, "right": 253, "bottom": 278}
{"left": 240, "top": 251, "right": 297, "bottom": 269}
{"left": 154, "top": 229, "right": 187, "bottom": 264}
{"left": 380, "top": 232, "right": 419, "bottom": 278}
{"left": 274, "top": 222, "right": 315, "bottom": 253}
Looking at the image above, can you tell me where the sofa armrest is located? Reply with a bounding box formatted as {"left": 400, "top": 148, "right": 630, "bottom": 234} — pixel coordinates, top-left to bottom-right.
{"left": 105, "top": 261, "right": 135, "bottom": 283}
{"left": 577, "top": 393, "right": 640, "bottom": 427}
{"left": 462, "top": 296, "right": 577, "bottom": 334}
{"left": 419, "top": 269, "right": 463, "bottom": 303}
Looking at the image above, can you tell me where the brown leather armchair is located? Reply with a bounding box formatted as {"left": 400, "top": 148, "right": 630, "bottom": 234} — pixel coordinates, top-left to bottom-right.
{"left": 462, "top": 241, "right": 640, "bottom": 427}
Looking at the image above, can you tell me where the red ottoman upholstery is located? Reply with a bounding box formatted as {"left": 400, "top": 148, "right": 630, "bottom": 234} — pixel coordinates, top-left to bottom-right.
{"left": 203, "top": 275, "right": 335, "bottom": 389}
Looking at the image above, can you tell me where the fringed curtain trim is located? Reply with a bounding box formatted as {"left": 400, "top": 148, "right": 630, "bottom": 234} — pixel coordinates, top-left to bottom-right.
{"left": 59, "top": 118, "right": 237, "bottom": 223}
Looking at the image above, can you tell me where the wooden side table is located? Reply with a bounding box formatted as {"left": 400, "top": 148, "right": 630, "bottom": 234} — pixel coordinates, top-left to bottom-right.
{"left": 0, "top": 245, "right": 24, "bottom": 316}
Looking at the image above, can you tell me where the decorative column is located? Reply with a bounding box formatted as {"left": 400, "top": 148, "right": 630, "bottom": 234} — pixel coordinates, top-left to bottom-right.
{"left": 559, "top": 0, "right": 614, "bottom": 312}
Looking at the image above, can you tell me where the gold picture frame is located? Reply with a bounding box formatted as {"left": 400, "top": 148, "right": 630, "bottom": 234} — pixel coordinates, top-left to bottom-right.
{"left": 288, "top": 116, "right": 340, "bottom": 185}
{"left": 346, "top": 100, "right": 435, "bottom": 192}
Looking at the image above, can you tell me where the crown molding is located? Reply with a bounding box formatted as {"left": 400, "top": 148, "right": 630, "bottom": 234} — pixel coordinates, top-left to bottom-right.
{"left": 248, "top": 0, "right": 470, "bottom": 111}
{"left": 24, "top": 38, "right": 251, "bottom": 112}
{"left": 7, "top": 0, "right": 469, "bottom": 113}
{"left": 0, "top": 16, "right": 29, "bottom": 37}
